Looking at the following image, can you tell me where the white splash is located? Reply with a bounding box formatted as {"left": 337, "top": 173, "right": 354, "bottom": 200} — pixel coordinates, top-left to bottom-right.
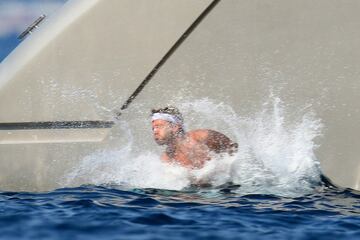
{"left": 63, "top": 96, "right": 323, "bottom": 196}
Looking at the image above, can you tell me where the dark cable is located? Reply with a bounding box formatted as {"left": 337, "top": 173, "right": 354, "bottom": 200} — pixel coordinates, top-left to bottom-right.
{"left": 115, "top": 0, "right": 221, "bottom": 118}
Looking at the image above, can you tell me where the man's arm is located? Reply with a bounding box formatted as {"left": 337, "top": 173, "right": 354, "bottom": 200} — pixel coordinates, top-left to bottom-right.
{"left": 161, "top": 152, "right": 171, "bottom": 162}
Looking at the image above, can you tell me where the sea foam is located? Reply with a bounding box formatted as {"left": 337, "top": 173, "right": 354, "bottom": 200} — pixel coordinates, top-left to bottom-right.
{"left": 64, "top": 96, "right": 323, "bottom": 197}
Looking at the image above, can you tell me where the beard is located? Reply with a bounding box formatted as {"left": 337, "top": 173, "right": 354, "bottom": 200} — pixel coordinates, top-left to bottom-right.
{"left": 154, "top": 132, "right": 175, "bottom": 145}
{"left": 154, "top": 138, "right": 167, "bottom": 145}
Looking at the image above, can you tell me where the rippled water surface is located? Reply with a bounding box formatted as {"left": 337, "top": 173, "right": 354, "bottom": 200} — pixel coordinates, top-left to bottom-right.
{"left": 1, "top": 184, "right": 359, "bottom": 240}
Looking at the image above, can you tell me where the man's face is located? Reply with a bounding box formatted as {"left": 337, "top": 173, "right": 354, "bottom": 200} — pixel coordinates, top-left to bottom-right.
{"left": 151, "top": 119, "right": 175, "bottom": 145}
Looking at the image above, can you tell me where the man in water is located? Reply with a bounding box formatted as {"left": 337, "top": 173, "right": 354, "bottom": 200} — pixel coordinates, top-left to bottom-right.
{"left": 151, "top": 106, "right": 238, "bottom": 169}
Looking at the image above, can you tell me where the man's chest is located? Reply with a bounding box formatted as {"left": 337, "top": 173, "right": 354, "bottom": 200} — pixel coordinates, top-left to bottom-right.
{"left": 173, "top": 141, "right": 210, "bottom": 167}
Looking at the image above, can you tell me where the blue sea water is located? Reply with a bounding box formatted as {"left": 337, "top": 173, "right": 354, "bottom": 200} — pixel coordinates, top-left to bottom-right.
{"left": 1, "top": 182, "right": 359, "bottom": 240}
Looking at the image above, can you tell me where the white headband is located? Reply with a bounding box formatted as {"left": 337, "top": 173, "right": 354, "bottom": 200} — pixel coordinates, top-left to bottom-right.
{"left": 151, "top": 113, "right": 183, "bottom": 125}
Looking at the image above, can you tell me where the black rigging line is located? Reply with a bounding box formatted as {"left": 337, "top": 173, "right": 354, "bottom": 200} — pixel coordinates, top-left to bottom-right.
{"left": 115, "top": 0, "right": 221, "bottom": 118}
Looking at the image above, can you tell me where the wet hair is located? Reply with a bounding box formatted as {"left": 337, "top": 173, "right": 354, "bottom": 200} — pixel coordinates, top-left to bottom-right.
{"left": 150, "top": 106, "right": 184, "bottom": 123}
{"left": 151, "top": 106, "right": 185, "bottom": 136}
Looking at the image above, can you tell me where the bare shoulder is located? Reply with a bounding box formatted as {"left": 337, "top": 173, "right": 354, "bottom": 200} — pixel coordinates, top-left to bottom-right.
{"left": 187, "top": 129, "right": 210, "bottom": 142}
{"left": 189, "top": 129, "right": 238, "bottom": 154}
{"left": 187, "top": 129, "right": 232, "bottom": 142}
